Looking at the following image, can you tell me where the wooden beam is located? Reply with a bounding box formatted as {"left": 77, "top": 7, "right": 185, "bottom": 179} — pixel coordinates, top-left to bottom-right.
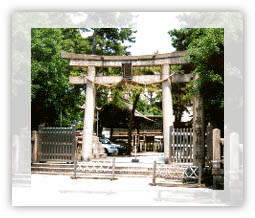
{"left": 69, "top": 74, "right": 191, "bottom": 85}
{"left": 61, "top": 51, "right": 188, "bottom": 67}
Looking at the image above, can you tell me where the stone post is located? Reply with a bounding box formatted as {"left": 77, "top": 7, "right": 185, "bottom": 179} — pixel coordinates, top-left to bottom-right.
{"left": 212, "top": 128, "right": 224, "bottom": 189}
{"left": 192, "top": 72, "right": 205, "bottom": 168}
{"left": 32, "top": 130, "right": 39, "bottom": 163}
{"left": 162, "top": 64, "right": 174, "bottom": 164}
{"left": 82, "top": 65, "right": 96, "bottom": 161}
{"left": 212, "top": 128, "right": 221, "bottom": 169}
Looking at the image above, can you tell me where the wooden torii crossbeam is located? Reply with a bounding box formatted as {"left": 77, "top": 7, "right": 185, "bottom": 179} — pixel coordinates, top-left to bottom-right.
{"left": 61, "top": 51, "right": 190, "bottom": 163}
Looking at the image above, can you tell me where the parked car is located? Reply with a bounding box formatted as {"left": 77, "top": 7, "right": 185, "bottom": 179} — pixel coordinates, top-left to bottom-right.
{"left": 110, "top": 139, "right": 129, "bottom": 155}
{"left": 99, "top": 137, "right": 118, "bottom": 155}
{"left": 99, "top": 137, "right": 127, "bottom": 155}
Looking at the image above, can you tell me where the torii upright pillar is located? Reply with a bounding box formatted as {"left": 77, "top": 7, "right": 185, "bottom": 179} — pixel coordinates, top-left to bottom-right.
{"left": 82, "top": 65, "right": 96, "bottom": 161}
{"left": 162, "top": 64, "right": 174, "bottom": 164}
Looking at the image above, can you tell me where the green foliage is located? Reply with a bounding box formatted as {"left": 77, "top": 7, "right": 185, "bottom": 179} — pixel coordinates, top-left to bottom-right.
{"left": 168, "top": 28, "right": 224, "bottom": 128}
{"left": 87, "top": 28, "right": 136, "bottom": 56}
{"left": 31, "top": 28, "right": 136, "bottom": 130}
{"left": 31, "top": 28, "right": 84, "bottom": 129}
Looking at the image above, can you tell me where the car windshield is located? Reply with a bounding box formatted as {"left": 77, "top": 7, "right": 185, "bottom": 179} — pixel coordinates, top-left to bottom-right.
{"left": 100, "top": 138, "right": 112, "bottom": 144}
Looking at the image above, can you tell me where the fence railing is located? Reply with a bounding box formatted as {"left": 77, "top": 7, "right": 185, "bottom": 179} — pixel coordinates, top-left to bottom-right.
{"left": 37, "top": 126, "right": 76, "bottom": 163}
{"left": 72, "top": 157, "right": 199, "bottom": 184}
{"left": 151, "top": 160, "right": 199, "bottom": 185}
{"left": 169, "top": 127, "right": 193, "bottom": 163}
{"left": 72, "top": 157, "right": 117, "bottom": 180}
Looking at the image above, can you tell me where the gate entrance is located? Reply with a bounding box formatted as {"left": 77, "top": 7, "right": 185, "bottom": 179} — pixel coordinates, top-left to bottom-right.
{"left": 170, "top": 127, "right": 193, "bottom": 163}
{"left": 61, "top": 51, "right": 191, "bottom": 163}
{"left": 38, "top": 126, "right": 76, "bottom": 162}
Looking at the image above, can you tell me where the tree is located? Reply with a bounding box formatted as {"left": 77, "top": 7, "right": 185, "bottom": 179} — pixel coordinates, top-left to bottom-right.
{"left": 31, "top": 28, "right": 84, "bottom": 129}
{"left": 168, "top": 28, "right": 224, "bottom": 129}
{"left": 31, "top": 28, "right": 136, "bottom": 130}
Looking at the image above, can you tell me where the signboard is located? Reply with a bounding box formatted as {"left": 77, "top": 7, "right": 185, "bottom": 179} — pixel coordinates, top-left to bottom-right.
{"left": 122, "top": 63, "right": 133, "bottom": 79}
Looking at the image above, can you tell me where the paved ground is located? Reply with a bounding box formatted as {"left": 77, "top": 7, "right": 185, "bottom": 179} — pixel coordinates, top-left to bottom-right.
{"left": 12, "top": 152, "right": 228, "bottom": 206}
{"left": 13, "top": 174, "right": 226, "bottom": 206}
{"left": 95, "top": 151, "right": 165, "bottom": 167}
{"left": 13, "top": 152, "right": 228, "bottom": 206}
{"left": 105, "top": 151, "right": 165, "bottom": 162}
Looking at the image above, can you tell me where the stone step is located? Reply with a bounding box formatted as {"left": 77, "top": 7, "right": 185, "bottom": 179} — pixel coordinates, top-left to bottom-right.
{"left": 31, "top": 164, "right": 185, "bottom": 174}
{"left": 32, "top": 162, "right": 155, "bottom": 170}
{"left": 31, "top": 166, "right": 153, "bottom": 175}
{"left": 31, "top": 171, "right": 158, "bottom": 178}
{"left": 31, "top": 169, "right": 185, "bottom": 179}
{"left": 31, "top": 164, "right": 186, "bottom": 179}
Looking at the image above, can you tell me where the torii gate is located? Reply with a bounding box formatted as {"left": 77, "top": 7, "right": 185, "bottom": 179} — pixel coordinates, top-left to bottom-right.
{"left": 61, "top": 51, "right": 190, "bottom": 163}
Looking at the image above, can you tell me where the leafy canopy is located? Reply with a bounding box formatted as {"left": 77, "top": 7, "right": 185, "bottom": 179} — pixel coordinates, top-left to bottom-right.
{"left": 169, "top": 28, "right": 224, "bottom": 128}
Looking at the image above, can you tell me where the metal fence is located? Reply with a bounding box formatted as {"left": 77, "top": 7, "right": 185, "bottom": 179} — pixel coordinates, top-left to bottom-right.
{"left": 150, "top": 160, "right": 199, "bottom": 185}
{"left": 72, "top": 158, "right": 116, "bottom": 180}
{"left": 38, "top": 126, "right": 76, "bottom": 162}
{"left": 170, "top": 127, "right": 193, "bottom": 163}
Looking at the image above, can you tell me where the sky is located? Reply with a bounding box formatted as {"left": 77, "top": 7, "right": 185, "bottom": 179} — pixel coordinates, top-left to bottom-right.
{"left": 79, "top": 12, "right": 182, "bottom": 56}
{"left": 129, "top": 12, "right": 181, "bottom": 55}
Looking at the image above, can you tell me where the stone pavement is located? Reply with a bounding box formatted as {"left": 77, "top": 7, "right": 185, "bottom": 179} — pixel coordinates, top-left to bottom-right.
{"left": 12, "top": 174, "right": 225, "bottom": 206}
{"left": 13, "top": 152, "right": 228, "bottom": 206}
{"left": 96, "top": 151, "right": 165, "bottom": 166}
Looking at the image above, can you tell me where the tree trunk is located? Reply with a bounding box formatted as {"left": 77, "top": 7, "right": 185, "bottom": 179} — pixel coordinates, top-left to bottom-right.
{"left": 127, "top": 93, "right": 140, "bottom": 155}
{"left": 193, "top": 72, "right": 205, "bottom": 168}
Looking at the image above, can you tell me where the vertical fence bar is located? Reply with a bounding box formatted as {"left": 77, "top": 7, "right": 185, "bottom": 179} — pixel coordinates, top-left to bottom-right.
{"left": 63, "top": 128, "right": 66, "bottom": 161}
{"left": 178, "top": 128, "right": 181, "bottom": 162}
{"left": 198, "top": 163, "right": 202, "bottom": 185}
{"left": 43, "top": 128, "right": 46, "bottom": 160}
{"left": 190, "top": 128, "right": 193, "bottom": 162}
{"left": 57, "top": 128, "right": 59, "bottom": 160}
{"left": 67, "top": 128, "right": 70, "bottom": 160}
{"left": 45, "top": 128, "right": 47, "bottom": 160}
{"left": 183, "top": 128, "right": 185, "bottom": 162}
{"left": 176, "top": 128, "right": 180, "bottom": 163}
{"left": 56, "top": 129, "right": 59, "bottom": 160}
{"left": 73, "top": 151, "right": 77, "bottom": 179}
{"left": 180, "top": 128, "right": 183, "bottom": 163}
{"left": 172, "top": 128, "right": 175, "bottom": 162}
{"left": 184, "top": 128, "right": 188, "bottom": 163}
{"left": 111, "top": 157, "right": 116, "bottom": 181}
{"left": 169, "top": 126, "right": 173, "bottom": 162}
{"left": 38, "top": 125, "right": 42, "bottom": 162}
{"left": 48, "top": 128, "right": 50, "bottom": 160}
{"left": 174, "top": 128, "right": 177, "bottom": 162}
{"left": 48, "top": 128, "right": 51, "bottom": 160}
{"left": 152, "top": 160, "right": 157, "bottom": 185}
{"left": 187, "top": 128, "right": 190, "bottom": 162}
{"left": 173, "top": 128, "right": 175, "bottom": 162}
{"left": 72, "top": 126, "right": 76, "bottom": 162}
{"left": 50, "top": 128, "right": 53, "bottom": 160}
{"left": 175, "top": 128, "right": 177, "bottom": 163}
{"left": 63, "top": 128, "right": 65, "bottom": 161}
